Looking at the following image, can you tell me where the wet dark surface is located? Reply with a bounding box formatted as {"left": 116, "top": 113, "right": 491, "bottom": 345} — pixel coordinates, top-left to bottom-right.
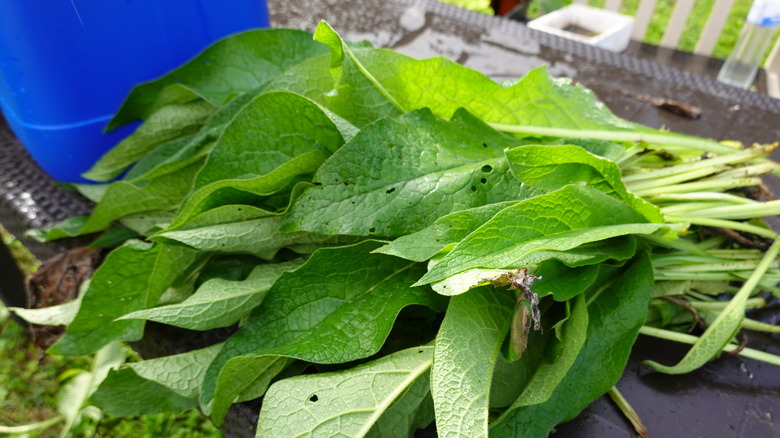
{"left": 267, "top": 1, "right": 780, "bottom": 437}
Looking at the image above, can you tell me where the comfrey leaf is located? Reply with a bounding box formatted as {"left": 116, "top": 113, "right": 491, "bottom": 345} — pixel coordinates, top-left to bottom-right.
{"left": 416, "top": 185, "right": 668, "bottom": 289}
{"left": 283, "top": 108, "right": 540, "bottom": 237}
{"left": 199, "top": 241, "right": 445, "bottom": 424}
{"left": 256, "top": 346, "right": 434, "bottom": 437}
{"left": 490, "top": 253, "right": 653, "bottom": 437}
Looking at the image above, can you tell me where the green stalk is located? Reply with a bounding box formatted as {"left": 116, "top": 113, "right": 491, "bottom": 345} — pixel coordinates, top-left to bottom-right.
{"left": 638, "top": 326, "right": 780, "bottom": 366}
{"left": 659, "top": 202, "right": 747, "bottom": 215}
{"left": 622, "top": 148, "right": 770, "bottom": 183}
{"left": 663, "top": 215, "right": 779, "bottom": 240}
{"left": 741, "top": 318, "right": 780, "bottom": 333}
{"left": 689, "top": 297, "right": 766, "bottom": 310}
{"left": 677, "top": 200, "right": 780, "bottom": 220}
{"left": 488, "top": 124, "right": 737, "bottom": 154}
{"left": 633, "top": 177, "right": 762, "bottom": 197}
{"left": 607, "top": 387, "right": 648, "bottom": 438}
{"left": 706, "top": 161, "right": 778, "bottom": 180}
{"left": 661, "top": 262, "right": 778, "bottom": 272}
{"left": 0, "top": 416, "right": 64, "bottom": 434}
{"left": 626, "top": 166, "right": 728, "bottom": 191}
{"left": 649, "top": 192, "right": 756, "bottom": 204}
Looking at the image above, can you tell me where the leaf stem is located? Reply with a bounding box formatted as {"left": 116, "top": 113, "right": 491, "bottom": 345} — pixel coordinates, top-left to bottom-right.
{"left": 632, "top": 177, "right": 763, "bottom": 197}
{"left": 0, "top": 416, "right": 64, "bottom": 434}
{"left": 622, "top": 147, "right": 770, "bottom": 183}
{"left": 607, "top": 387, "right": 648, "bottom": 438}
{"left": 638, "top": 326, "right": 780, "bottom": 366}
{"left": 663, "top": 215, "right": 779, "bottom": 240}
{"left": 671, "top": 200, "right": 780, "bottom": 220}
{"left": 488, "top": 124, "right": 737, "bottom": 153}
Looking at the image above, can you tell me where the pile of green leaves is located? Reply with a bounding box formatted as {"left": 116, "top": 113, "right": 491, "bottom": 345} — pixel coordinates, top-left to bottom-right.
{"left": 19, "top": 22, "right": 780, "bottom": 437}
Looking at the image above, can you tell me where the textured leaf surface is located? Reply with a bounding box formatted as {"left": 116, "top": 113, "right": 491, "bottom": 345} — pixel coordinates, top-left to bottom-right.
{"left": 169, "top": 153, "right": 324, "bottom": 229}
{"left": 505, "top": 294, "right": 588, "bottom": 409}
{"left": 50, "top": 242, "right": 200, "bottom": 355}
{"left": 200, "top": 241, "right": 444, "bottom": 422}
{"left": 489, "top": 254, "right": 653, "bottom": 437}
{"left": 374, "top": 201, "right": 517, "bottom": 262}
{"left": 126, "top": 343, "right": 222, "bottom": 399}
{"left": 109, "top": 29, "right": 328, "bottom": 129}
{"left": 91, "top": 368, "right": 197, "bottom": 416}
{"left": 121, "top": 261, "right": 301, "bottom": 330}
{"left": 431, "top": 287, "right": 514, "bottom": 438}
{"left": 157, "top": 212, "right": 358, "bottom": 260}
{"left": 85, "top": 101, "right": 215, "bottom": 181}
{"left": 194, "top": 91, "right": 343, "bottom": 187}
{"left": 37, "top": 158, "right": 203, "bottom": 240}
{"left": 256, "top": 346, "right": 434, "bottom": 438}
{"left": 418, "top": 185, "right": 664, "bottom": 287}
{"left": 505, "top": 145, "right": 662, "bottom": 222}
{"left": 284, "top": 109, "right": 538, "bottom": 237}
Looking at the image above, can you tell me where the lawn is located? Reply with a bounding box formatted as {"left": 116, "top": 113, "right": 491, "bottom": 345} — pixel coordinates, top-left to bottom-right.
{"left": 0, "top": 228, "right": 224, "bottom": 437}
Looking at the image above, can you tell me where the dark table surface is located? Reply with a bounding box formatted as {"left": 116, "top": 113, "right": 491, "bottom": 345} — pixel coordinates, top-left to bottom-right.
{"left": 2, "top": 0, "right": 780, "bottom": 436}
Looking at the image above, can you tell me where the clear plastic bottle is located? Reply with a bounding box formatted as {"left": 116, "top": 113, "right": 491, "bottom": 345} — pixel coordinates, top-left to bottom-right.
{"left": 717, "top": 0, "right": 780, "bottom": 89}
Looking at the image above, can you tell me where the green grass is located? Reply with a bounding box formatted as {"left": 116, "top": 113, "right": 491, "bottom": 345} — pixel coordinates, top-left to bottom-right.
{"left": 0, "top": 229, "right": 224, "bottom": 437}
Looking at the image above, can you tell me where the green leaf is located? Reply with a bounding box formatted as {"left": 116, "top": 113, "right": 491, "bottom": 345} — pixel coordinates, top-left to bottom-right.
{"left": 109, "top": 29, "right": 329, "bottom": 129}
{"left": 85, "top": 100, "right": 215, "bottom": 181}
{"left": 431, "top": 286, "right": 515, "bottom": 438}
{"left": 417, "top": 185, "right": 666, "bottom": 287}
{"left": 91, "top": 368, "right": 197, "bottom": 416}
{"left": 200, "top": 241, "right": 445, "bottom": 423}
{"left": 125, "top": 343, "right": 223, "bottom": 399}
{"left": 256, "top": 346, "right": 434, "bottom": 438}
{"left": 309, "top": 22, "right": 404, "bottom": 127}
{"left": 58, "top": 342, "right": 125, "bottom": 433}
{"left": 533, "top": 261, "right": 600, "bottom": 301}
{"left": 157, "top": 213, "right": 358, "bottom": 260}
{"left": 284, "top": 108, "right": 539, "bottom": 237}
{"left": 120, "top": 260, "right": 302, "bottom": 330}
{"left": 38, "top": 157, "right": 204, "bottom": 241}
{"left": 374, "top": 201, "right": 518, "bottom": 262}
{"left": 169, "top": 151, "right": 325, "bottom": 229}
{"left": 504, "top": 294, "right": 588, "bottom": 410}
{"left": 193, "top": 91, "right": 344, "bottom": 188}
{"left": 489, "top": 253, "right": 653, "bottom": 437}
{"left": 307, "top": 23, "right": 641, "bottom": 132}
{"left": 9, "top": 279, "right": 88, "bottom": 326}
{"left": 644, "top": 240, "right": 780, "bottom": 374}
{"left": 505, "top": 144, "right": 662, "bottom": 222}
{"left": 50, "top": 242, "right": 201, "bottom": 355}
{"left": 365, "top": 375, "right": 434, "bottom": 438}
{"left": 123, "top": 86, "right": 266, "bottom": 183}
{"left": 298, "top": 24, "right": 730, "bottom": 154}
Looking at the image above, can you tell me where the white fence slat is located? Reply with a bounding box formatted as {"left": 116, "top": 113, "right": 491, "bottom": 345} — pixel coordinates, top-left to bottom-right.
{"left": 660, "top": 0, "right": 696, "bottom": 48}
{"left": 605, "top": 0, "right": 623, "bottom": 12}
{"left": 695, "top": 0, "right": 735, "bottom": 55}
{"left": 632, "top": 0, "right": 658, "bottom": 41}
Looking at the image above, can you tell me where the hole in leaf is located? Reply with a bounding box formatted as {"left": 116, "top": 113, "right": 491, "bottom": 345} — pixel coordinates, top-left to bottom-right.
{"left": 386, "top": 187, "right": 396, "bottom": 194}
{"left": 369, "top": 227, "right": 376, "bottom": 234}
{"left": 471, "top": 186, "right": 477, "bottom": 192}
{"left": 482, "top": 143, "right": 488, "bottom": 148}
{"left": 309, "top": 394, "right": 319, "bottom": 402}
{"left": 480, "top": 178, "right": 487, "bottom": 184}
{"left": 481, "top": 165, "right": 493, "bottom": 173}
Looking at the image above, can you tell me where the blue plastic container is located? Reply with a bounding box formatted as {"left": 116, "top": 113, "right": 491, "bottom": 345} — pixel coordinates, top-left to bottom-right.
{"left": 0, "top": 1, "right": 269, "bottom": 182}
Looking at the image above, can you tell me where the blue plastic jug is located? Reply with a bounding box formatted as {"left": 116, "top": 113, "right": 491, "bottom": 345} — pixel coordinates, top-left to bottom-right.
{"left": 0, "top": 1, "right": 269, "bottom": 182}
